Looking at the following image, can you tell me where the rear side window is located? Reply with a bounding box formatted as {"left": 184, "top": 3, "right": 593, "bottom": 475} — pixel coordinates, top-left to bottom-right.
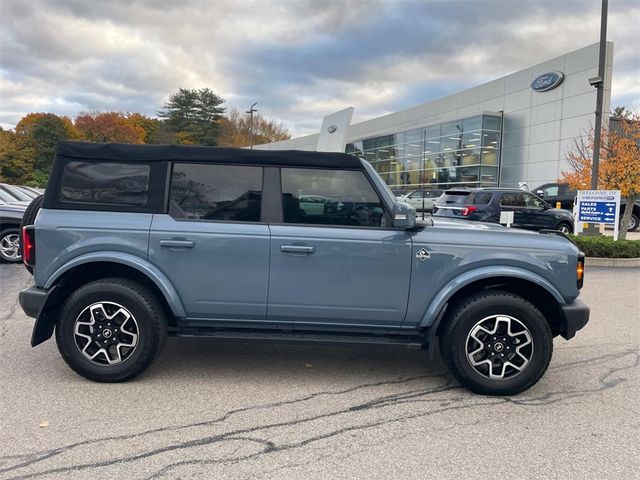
{"left": 281, "top": 168, "right": 387, "bottom": 227}
{"left": 470, "top": 192, "right": 493, "bottom": 205}
{"left": 60, "top": 162, "right": 150, "bottom": 206}
{"left": 500, "top": 192, "right": 526, "bottom": 207}
{"left": 169, "top": 164, "right": 262, "bottom": 222}
{"left": 439, "top": 191, "right": 472, "bottom": 205}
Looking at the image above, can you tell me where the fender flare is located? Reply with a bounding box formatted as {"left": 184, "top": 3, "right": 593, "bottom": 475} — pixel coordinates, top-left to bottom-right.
{"left": 418, "top": 266, "right": 565, "bottom": 329}
{"left": 44, "top": 251, "right": 186, "bottom": 317}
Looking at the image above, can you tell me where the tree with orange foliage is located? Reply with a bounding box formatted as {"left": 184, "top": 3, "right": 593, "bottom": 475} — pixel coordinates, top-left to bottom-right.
{"left": 1, "top": 113, "right": 80, "bottom": 185}
{"left": 75, "top": 112, "right": 146, "bottom": 144}
{"left": 218, "top": 109, "right": 291, "bottom": 148}
{"left": 562, "top": 109, "right": 640, "bottom": 240}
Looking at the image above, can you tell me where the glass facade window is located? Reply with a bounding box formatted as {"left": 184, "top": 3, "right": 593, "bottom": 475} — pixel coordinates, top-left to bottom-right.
{"left": 346, "top": 114, "right": 502, "bottom": 195}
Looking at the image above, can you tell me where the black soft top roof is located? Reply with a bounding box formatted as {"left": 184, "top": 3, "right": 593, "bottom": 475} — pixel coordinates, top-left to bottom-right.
{"left": 56, "top": 141, "right": 362, "bottom": 169}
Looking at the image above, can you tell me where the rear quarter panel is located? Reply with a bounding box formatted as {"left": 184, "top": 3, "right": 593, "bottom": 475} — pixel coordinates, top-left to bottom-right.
{"left": 34, "top": 209, "right": 152, "bottom": 288}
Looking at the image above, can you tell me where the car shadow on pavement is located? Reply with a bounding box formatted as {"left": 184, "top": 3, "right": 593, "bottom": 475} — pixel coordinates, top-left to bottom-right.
{"left": 146, "top": 337, "right": 448, "bottom": 384}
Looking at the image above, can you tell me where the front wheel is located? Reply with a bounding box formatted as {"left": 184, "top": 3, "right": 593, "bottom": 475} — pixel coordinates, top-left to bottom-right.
{"left": 439, "top": 291, "right": 553, "bottom": 395}
{"left": 555, "top": 222, "right": 572, "bottom": 234}
{"left": 625, "top": 213, "right": 639, "bottom": 232}
{"left": 55, "top": 278, "right": 167, "bottom": 382}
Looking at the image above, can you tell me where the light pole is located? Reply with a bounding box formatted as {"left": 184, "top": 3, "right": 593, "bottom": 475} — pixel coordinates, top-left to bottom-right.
{"left": 590, "top": 0, "right": 608, "bottom": 189}
{"left": 246, "top": 102, "right": 258, "bottom": 150}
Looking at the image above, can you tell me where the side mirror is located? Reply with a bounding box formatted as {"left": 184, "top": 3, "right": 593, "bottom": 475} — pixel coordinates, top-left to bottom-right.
{"left": 393, "top": 201, "right": 416, "bottom": 229}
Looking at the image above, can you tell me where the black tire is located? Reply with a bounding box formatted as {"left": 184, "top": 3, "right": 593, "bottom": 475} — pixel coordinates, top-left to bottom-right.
{"left": 0, "top": 228, "right": 22, "bottom": 263}
{"left": 55, "top": 278, "right": 168, "bottom": 382}
{"left": 439, "top": 290, "right": 553, "bottom": 396}
{"left": 555, "top": 222, "right": 572, "bottom": 234}
{"left": 19, "top": 194, "right": 43, "bottom": 273}
{"left": 626, "top": 213, "right": 639, "bottom": 232}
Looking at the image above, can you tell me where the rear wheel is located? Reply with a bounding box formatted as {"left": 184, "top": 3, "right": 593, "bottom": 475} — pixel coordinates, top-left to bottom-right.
{"left": 439, "top": 290, "right": 553, "bottom": 395}
{"left": 55, "top": 278, "right": 167, "bottom": 382}
{"left": 626, "top": 213, "right": 639, "bottom": 232}
{"left": 0, "top": 228, "right": 21, "bottom": 263}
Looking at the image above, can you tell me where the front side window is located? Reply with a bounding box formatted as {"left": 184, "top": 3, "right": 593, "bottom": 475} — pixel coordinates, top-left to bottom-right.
{"left": 169, "top": 164, "right": 262, "bottom": 222}
{"left": 60, "top": 161, "right": 150, "bottom": 206}
{"left": 281, "top": 168, "right": 386, "bottom": 227}
{"left": 524, "top": 193, "right": 545, "bottom": 208}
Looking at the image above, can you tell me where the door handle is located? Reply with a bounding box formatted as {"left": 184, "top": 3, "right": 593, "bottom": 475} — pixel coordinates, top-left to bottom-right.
{"left": 280, "top": 245, "right": 315, "bottom": 254}
{"left": 160, "top": 239, "right": 195, "bottom": 248}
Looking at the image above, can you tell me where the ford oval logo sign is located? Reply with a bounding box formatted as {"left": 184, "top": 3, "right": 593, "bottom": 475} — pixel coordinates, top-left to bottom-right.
{"left": 531, "top": 71, "right": 564, "bottom": 92}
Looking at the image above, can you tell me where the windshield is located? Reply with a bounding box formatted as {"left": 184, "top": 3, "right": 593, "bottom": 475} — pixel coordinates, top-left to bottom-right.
{"left": 0, "top": 189, "right": 20, "bottom": 203}
{"left": 359, "top": 159, "right": 397, "bottom": 208}
{"left": 1, "top": 184, "right": 32, "bottom": 201}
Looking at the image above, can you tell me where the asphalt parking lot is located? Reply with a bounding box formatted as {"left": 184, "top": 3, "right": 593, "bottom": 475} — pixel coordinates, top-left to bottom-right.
{"left": 0, "top": 263, "right": 638, "bottom": 480}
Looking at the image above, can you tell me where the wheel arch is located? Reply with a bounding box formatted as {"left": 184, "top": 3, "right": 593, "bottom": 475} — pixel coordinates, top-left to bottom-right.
{"left": 43, "top": 253, "right": 186, "bottom": 318}
{"left": 1, "top": 220, "right": 21, "bottom": 231}
{"left": 419, "top": 267, "right": 566, "bottom": 334}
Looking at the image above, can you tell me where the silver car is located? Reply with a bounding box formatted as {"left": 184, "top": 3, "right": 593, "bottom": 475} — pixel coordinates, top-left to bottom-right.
{"left": 398, "top": 189, "right": 443, "bottom": 212}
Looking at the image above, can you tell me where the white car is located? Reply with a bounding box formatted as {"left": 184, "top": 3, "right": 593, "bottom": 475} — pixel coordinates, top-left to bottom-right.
{"left": 398, "top": 189, "right": 443, "bottom": 212}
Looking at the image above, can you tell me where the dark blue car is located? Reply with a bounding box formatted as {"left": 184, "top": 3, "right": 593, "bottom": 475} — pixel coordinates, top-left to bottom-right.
{"left": 434, "top": 188, "right": 575, "bottom": 234}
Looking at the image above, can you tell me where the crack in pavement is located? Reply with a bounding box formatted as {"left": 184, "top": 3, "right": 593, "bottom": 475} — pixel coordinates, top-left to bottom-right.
{"left": 1, "top": 347, "right": 637, "bottom": 480}
{"left": 0, "top": 373, "right": 440, "bottom": 474}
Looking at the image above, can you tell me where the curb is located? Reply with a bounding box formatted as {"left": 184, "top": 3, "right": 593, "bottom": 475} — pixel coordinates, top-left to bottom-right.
{"left": 586, "top": 257, "right": 640, "bottom": 267}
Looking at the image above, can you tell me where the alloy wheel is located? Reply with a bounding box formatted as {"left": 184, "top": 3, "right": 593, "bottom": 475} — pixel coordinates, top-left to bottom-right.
{"left": 73, "top": 302, "right": 139, "bottom": 365}
{"left": 465, "top": 315, "right": 534, "bottom": 380}
{"left": 0, "top": 233, "right": 20, "bottom": 260}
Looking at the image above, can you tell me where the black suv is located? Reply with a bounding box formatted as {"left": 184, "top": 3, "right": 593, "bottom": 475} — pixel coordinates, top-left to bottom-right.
{"left": 434, "top": 188, "right": 574, "bottom": 233}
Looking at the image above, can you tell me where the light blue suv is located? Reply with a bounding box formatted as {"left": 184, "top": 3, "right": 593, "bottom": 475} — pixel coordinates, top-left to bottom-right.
{"left": 19, "top": 142, "right": 589, "bottom": 395}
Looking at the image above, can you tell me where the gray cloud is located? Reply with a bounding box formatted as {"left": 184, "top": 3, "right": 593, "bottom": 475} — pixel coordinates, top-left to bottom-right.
{"left": 1, "top": 0, "right": 638, "bottom": 136}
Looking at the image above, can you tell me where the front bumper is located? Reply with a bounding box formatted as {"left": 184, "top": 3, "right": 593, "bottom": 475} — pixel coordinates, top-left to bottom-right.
{"left": 559, "top": 299, "right": 590, "bottom": 340}
{"left": 19, "top": 285, "right": 48, "bottom": 318}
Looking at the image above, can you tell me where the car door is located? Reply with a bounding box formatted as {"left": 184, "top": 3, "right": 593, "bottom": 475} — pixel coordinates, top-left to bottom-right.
{"left": 499, "top": 192, "right": 528, "bottom": 228}
{"left": 523, "top": 192, "right": 550, "bottom": 230}
{"left": 149, "top": 163, "right": 270, "bottom": 320}
{"left": 268, "top": 167, "right": 412, "bottom": 327}
{"left": 404, "top": 191, "right": 420, "bottom": 209}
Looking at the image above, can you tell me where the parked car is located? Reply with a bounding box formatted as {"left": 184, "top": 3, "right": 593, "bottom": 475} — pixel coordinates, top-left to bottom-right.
{"left": 18, "top": 141, "right": 589, "bottom": 395}
{"left": 13, "top": 186, "right": 40, "bottom": 199}
{"left": 397, "top": 189, "right": 444, "bottom": 212}
{"left": 0, "top": 201, "right": 26, "bottom": 262}
{"left": 534, "top": 182, "right": 639, "bottom": 232}
{"left": 0, "top": 185, "right": 30, "bottom": 207}
{"left": 434, "top": 188, "right": 575, "bottom": 233}
{"left": 0, "top": 183, "right": 35, "bottom": 204}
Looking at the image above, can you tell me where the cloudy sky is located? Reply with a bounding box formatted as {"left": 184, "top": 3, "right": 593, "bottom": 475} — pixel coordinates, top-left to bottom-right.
{"left": 1, "top": 0, "right": 638, "bottom": 136}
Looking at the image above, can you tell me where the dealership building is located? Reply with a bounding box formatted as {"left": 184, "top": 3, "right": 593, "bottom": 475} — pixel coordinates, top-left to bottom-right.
{"left": 256, "top": 42, "right": 614, "bottom": 193}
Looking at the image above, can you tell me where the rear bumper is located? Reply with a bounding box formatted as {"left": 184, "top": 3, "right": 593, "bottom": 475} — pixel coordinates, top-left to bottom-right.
{"left": 19, "top": 285, "right": 48, "bottom": 318}
{"left": 559, "top": 299, "right": 590, "bottom": 340}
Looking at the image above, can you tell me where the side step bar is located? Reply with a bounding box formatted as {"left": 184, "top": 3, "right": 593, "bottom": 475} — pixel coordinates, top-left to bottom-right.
{"left": 176, "top": 327, "right": 426, "bottom": 348}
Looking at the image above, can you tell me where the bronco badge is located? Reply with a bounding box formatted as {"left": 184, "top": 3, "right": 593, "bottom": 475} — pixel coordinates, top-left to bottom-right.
{"left": 416, "top": 248, "right": 430, "bottom": 261}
